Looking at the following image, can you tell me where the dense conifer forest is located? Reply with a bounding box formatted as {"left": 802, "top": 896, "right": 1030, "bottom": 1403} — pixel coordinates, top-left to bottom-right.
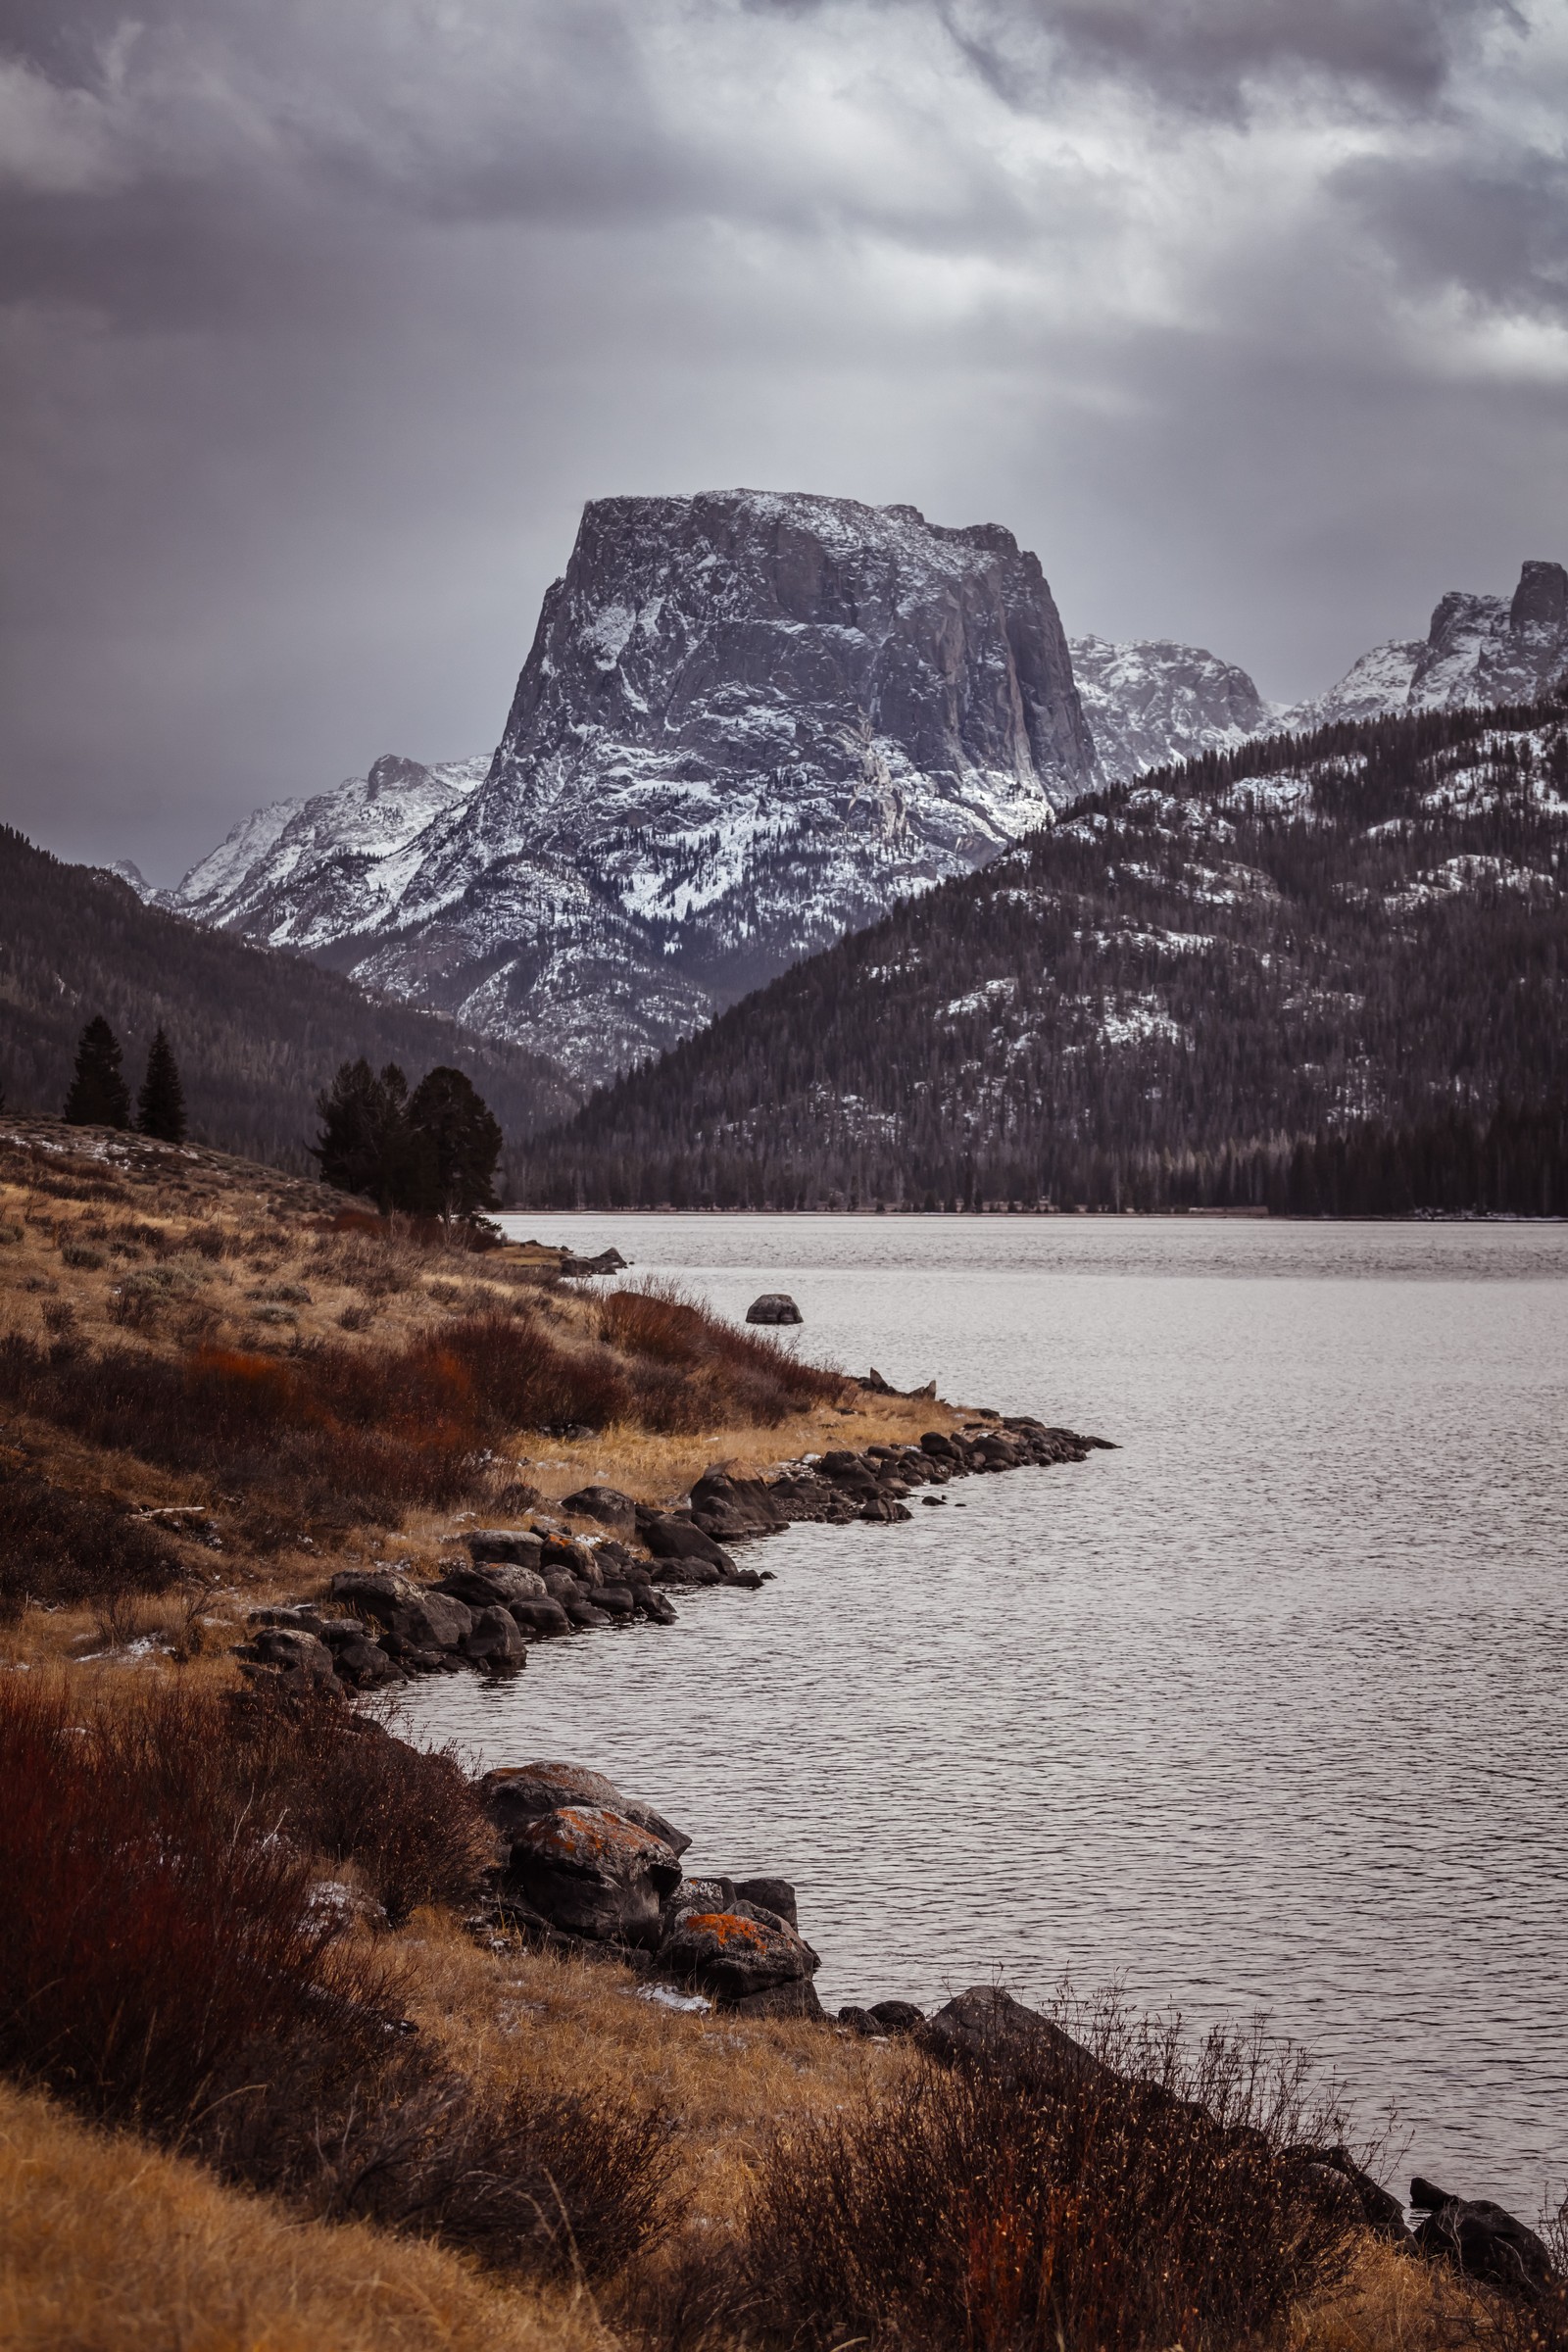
{"left": 520, "top": 693, "right": 1568, "bottom": 1215}
{"left": 0, "top": 827, "right": 578, "bottom": 1171}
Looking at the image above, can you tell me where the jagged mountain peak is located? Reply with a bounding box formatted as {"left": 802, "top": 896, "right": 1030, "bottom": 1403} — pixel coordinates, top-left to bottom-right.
{"left": 1283, "top": 558, "right": 1568, "bottom": 730}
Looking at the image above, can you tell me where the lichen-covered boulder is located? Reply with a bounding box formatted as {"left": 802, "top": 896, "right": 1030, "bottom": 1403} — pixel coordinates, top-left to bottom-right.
{"left": 481, "top": 1762, "right": 692, "bottom": 1858}
{"left": 508, "top": 1805, "right": 683, "bottom": 1945}
{"left": 482, "top": 1761, "right": 623, "bottom": 1838}
{"left": 658, "top": 1908, "right": 820, "bottom": 2005}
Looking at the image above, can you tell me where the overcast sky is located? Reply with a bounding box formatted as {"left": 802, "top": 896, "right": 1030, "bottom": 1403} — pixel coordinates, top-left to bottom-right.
{"left": 3, "top": 0, "right": 1566, "bottom": 880}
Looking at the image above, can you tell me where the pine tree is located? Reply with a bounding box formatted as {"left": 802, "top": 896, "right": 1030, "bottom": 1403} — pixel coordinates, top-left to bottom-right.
{"left": 311, "top": 1059, "right": 418, "bottom": 1209}
{"left": 406, "top": 1065, "right": 503, "bottom": 1217}
{"left": 63, "top": 1015, "right": 131, "bottom": 1129}
{"left": 136, "top": 1027, "right": 186, "bottom": 1143}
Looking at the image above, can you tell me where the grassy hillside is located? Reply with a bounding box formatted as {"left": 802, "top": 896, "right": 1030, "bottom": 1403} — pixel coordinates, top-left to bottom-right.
{"left": 0, "top": 825, "right": 578, "bottom": 1173}
{"left": 520, "top": 694, "right": 1568, "bottom": 1211}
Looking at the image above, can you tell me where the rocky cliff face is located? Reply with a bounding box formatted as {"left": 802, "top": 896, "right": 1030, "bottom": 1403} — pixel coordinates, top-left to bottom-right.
{"left": 1283, "top": 561, "right": 1568, "bottom": 729}
{"left": 169, "top": 491, "right": 1094, "bottom": 1075}
{"left": 1068, "top": 635, "right": 1270, "bottom": 782}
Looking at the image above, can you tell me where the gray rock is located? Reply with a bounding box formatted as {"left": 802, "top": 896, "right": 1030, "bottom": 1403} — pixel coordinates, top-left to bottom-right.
{"left": 1410, "top": 2179, "right": 1553, "bottom": 2294}
{"left": 616, "top": 1798, "right": 693, "bottom": 1859}
{"left": 746, "top": 1293, "right": 803, "bottom": 1325}
{"left": 329, "top": 1568, "right": 473, "bottom": 1654}
{"left": 689, "top": 1470, "right": 790, "bottom": 1541}
{"left": 461, "top": 1602, "right": 527, "bottom": 1673}
{"left": 1069, "top": 633, "right": 1270, "bottom": 785}
{"left": 318, "top": 1623, "right": 407, "bottom": 1689}
{"left": 869, "top": 1998, "right": 924, "bottom": 2034}
{"left": 634, "top": 1588, "right": 678, "bottom": 1625}
{"left": 234, "top": 1626, "right": 337, "bottom": 1684}
{"left": 467, "top": 1529, "right": 546, "bottom": 1567}
{"left": 482, "top": 1763, "right": 625, "bottom": 1840}
{"left": 171, "top": 492, "right": 1096, "bottom": 1082}
{"left": 507, "top": 1596, "right": 573, "bottom": 1638}
{"left": 561, "top": 1484, "right": 639, "bottom": 1532}
{"left": 640, "top": 1515, "right": 737, "bottom": 1575}
{"left": 733, "top": 1875, "right": 798, "bottom": 1928}
{"left": 437, "top": 1560, "right": 548, "bottom": 1609}
{"left": 918, "top": 1986, "right": 1103, "bottom": 2084}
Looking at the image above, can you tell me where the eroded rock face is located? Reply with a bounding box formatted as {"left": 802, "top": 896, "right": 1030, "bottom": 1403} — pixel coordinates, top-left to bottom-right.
{"left": 1069, "top": 635, "right": 1270, "bottom": 783}
{"left": 1286, "top": 560, "right": 1568, "bottom": 728}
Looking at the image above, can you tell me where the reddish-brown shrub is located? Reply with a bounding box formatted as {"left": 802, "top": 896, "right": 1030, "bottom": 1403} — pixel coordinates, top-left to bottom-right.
{"left": 0, "top": 1678, "right": 391, "bottom": 2134}
{"left": 0, "top": 1464, "right": 184, "bottom": 1618}
{"left": 600, "top": 1282, "right": 841, "bottom": 1427}
{"left": 730, "top": 2010, "right": 1350, "bottom": 2352}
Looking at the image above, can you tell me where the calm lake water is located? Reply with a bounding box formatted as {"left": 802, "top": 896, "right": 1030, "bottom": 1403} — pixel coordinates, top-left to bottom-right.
{"left": 395, "top": 1214, "right": 1568, "bottom": 2216}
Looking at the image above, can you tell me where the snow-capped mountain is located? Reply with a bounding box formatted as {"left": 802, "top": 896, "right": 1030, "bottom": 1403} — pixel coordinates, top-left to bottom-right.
{"left": 165, "top": 491, "right": 1096, "bottom": 1075}
{"left": 157, "top": 513, "right": 1567, "bottom": 1080}
{"left": 1281, "top": 559, "right": 1568, "bottom": 729}
{"left": 1067, "top": 635, "right": 1270, "bottom": 781}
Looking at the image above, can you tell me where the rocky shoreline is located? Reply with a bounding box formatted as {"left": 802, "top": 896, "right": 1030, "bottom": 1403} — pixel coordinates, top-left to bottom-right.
{"left": 236, "top": 1410, "right": 1113, "bottom": 1694}
{"left": 232, "top": 1407, "right": 1558, "bottom": 2305}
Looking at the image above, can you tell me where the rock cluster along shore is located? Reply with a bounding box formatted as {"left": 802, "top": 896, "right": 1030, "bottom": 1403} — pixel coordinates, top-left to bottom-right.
{"left": 235, "top": 1413, "right": 1113, "bottom": 1697}
{"left": 461, "top": 1758, "right": 1557, "bottom": 2300}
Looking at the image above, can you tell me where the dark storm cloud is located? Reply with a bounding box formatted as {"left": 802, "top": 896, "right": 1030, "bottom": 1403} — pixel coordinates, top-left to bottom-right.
{"left": 1337, "top": 151, "right": 1568, "bottom": 321}
{"left": 0, "top": 0, "right": 1564, "bottom": 881}
{"left": 1017, "top": 0, "right": 1515, "bottom": 107}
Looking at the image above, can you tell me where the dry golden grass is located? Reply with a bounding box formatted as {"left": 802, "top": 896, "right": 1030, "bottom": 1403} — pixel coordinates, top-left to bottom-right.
{"left": 0, "top": 2074, "right": 607, "bottom": 2352}
{"left": 1290, "top": 2232, "right": 1489, "bottom": 2350}
{"left": 392, "top": 1910, "right": 912, "bottom": 2231}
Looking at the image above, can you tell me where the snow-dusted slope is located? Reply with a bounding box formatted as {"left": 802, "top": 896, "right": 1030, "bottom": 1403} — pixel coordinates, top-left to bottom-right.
{"left": 166, "top": 753, "right": 486, "bottom": 941}
{"left": 1068, "top": 634, "right": 1269, "bottom": 781}
{"left": 166, "top": 491, "right": 1095, "bottom": 1076}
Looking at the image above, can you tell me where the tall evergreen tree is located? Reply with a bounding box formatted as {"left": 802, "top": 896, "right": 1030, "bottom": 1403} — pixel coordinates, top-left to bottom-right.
{"left": 406, "top": 1065, "right": 504, "bottom": 1216}
{"left": 135, "top": 1027, "right": 187, "bottom": 1143}
{"left": 63, "top": 1015, "right": 131, "bottom": 1129}
{"left": 311, "top": 1059, "right": 419, "bottom": 1208}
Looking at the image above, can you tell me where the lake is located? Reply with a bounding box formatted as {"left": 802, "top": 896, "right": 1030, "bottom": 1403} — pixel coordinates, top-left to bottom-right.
{"left": 394, "top": 1213, "right": 1568, "bottom": 2217}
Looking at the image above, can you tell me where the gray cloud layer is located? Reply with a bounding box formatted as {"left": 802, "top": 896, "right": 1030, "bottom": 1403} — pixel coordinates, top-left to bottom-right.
{"left": 2, "top": 0, "right": 1565, "bottom": 878}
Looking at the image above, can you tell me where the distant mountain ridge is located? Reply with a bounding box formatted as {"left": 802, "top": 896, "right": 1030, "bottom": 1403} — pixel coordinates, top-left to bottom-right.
{"left": 521, "top": 688, "right": 1568, "bottom": 1209}
{"left": 0, "top": 824, "right": 576, "bottom": 1175}
{"left": 147, "top": 508, "right": 1568, "bottom": 1077}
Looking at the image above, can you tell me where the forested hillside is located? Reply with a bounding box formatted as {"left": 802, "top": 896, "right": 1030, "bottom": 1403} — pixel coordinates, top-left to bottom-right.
{"left": 522, "top": 694, "right": 1568, "bottom": 1214}
{"left": 0, "top": 827, "right": 579, "bottom": 1172}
